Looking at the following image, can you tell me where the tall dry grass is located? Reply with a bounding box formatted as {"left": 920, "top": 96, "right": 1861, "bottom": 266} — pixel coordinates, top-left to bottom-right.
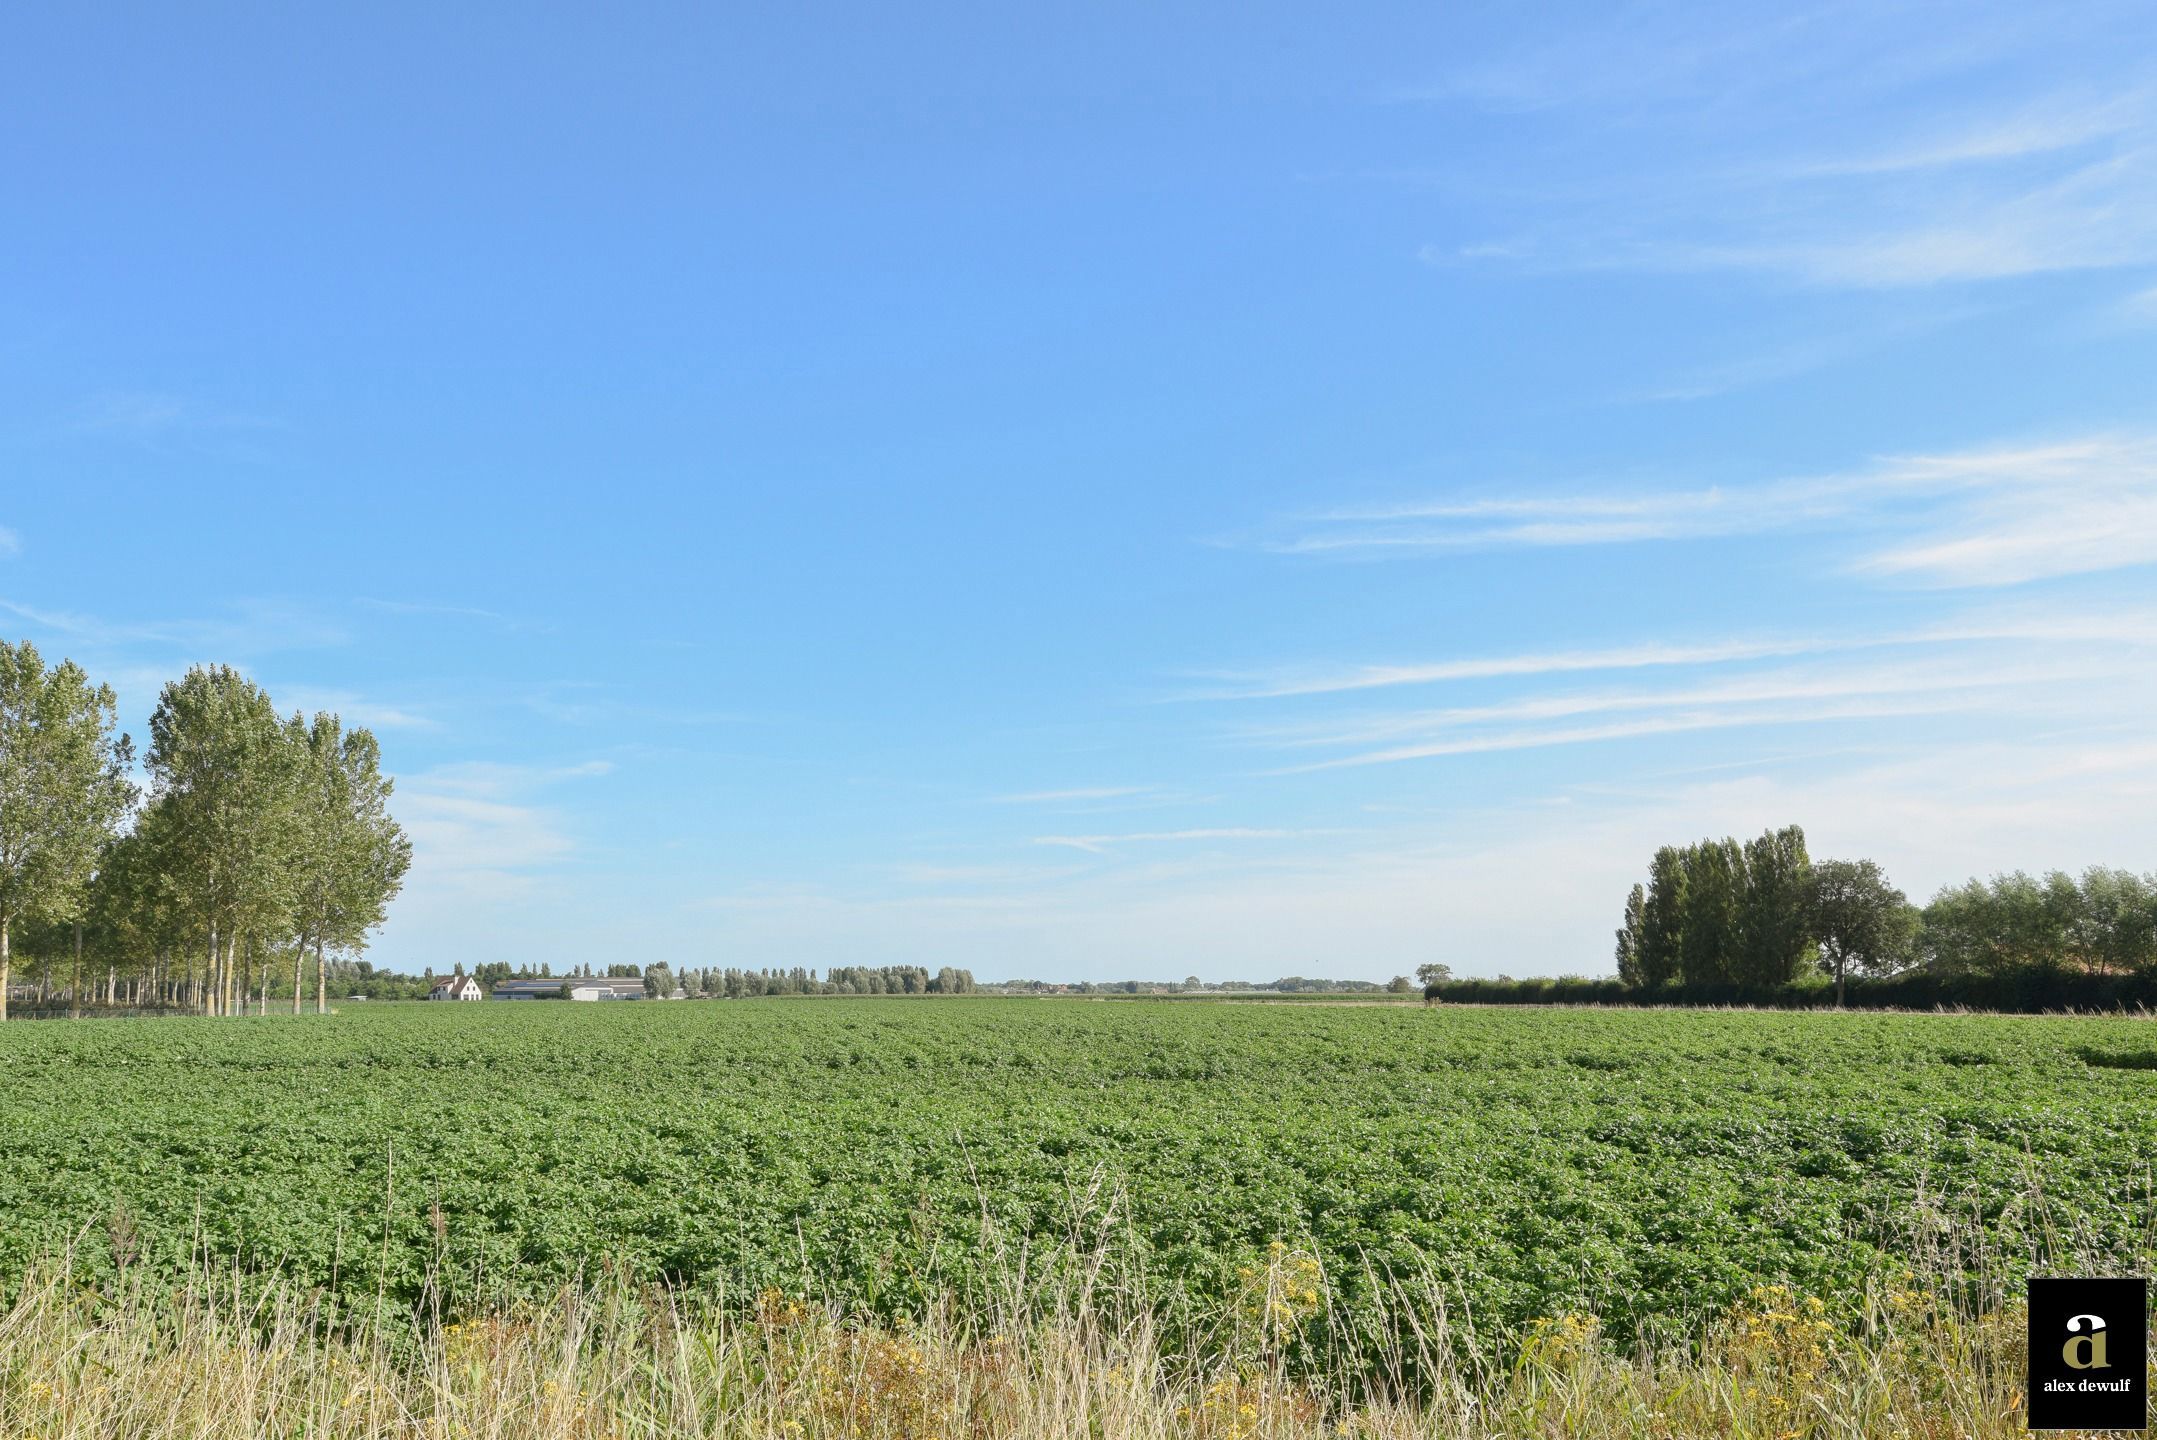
{"left": 0, "top": 1232, "right": 2123, "bottom": 1440}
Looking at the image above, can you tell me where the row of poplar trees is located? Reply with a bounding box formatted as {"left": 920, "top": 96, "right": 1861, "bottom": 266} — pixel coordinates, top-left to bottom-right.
{"left": 1613, "top": 822, "right": 2157, "bottom": 1005}
{"left": 0, "top": 640, "right": 411, "bottom": 1020}
{"left": 1612, "top": 824, "right": 1824, "bottom": 993}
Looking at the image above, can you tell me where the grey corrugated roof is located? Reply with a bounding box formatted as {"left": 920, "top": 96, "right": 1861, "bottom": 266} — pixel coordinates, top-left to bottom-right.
{"left": 491, "top": 976, "right": 645, "bottom": 994}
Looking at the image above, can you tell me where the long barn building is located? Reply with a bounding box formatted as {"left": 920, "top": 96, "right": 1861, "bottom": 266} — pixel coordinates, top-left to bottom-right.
{"left": 490, "top": 976, "right": 647, "bottom": 1001}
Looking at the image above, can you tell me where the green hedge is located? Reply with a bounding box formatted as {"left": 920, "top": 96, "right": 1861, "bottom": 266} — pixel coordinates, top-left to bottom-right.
{"left": 1425, "top": 969, "right": 2157, "bottom": 1012}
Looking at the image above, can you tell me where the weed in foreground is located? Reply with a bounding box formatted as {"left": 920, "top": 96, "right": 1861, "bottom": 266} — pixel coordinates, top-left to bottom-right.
{"left": 0, "top": 1247, "right": 2131, "bottom": 1440}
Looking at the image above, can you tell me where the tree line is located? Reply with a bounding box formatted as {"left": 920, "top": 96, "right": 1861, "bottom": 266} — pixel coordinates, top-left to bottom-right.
{"left": 0, "top": 641, "right": 410, "bottom": 1019}
{"left": 993, "top": 975, "right": 1407, "bottom": 995}
{"left": 1604, "top": 824, "right": 2157, "bottom": 1004}
{"left": 1611, "top": 825, "right": 1881, "bottom": 1001}
{"left": 452, "top": 963, "right": 982, "bottom": 998}
{"left": 1413, "top": 823, "right": 2157, "bottom": 1012}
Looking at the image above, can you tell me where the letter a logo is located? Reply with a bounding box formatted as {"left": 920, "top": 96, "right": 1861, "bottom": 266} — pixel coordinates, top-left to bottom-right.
{"left": 2062, "top": 1313, "right": 2110, "bottom": 1370}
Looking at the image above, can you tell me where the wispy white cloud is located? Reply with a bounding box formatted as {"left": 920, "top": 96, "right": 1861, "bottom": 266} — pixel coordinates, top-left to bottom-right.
{"left": 1781, "top": 98, "right": 2137, "bottom": 178}
{"left": 985, "top": 784, "right": 1212, "bottom": 815}
{"left": 884, "top": 861, "right": 1089, "bottom": 886}
{"left": 0, "top": 527, "right": 19, "bottom": 559}
{"left": 1191, "top": 605, "right": 2157, "bottom": 703}
{"left": 1672, "top": 146, "right": 2157, "bottom": 287}
{"left": 1266, "top": 662, "right": 2136, "bottom": 772}
{"left": 1273, "top": 699, "right": 1978, "bottom": 772}
{"left": 518, "top": 681, "right": 746, "bottom": 729}
{"left": 1630, "top": 337, "right": 1869, "bottom": 403}
{"left": 0, "top": 596, "right": 347, "bottom": 654}
{"left": 1402, "top": 0, "right": 2157, "bottom": 290}
{"left": 1854, "top": 435, "right": 2157, "bottom": 584}
{"left": 1625, "top": 305, "right": 1989, "bottom": 402}
{"left": 0, "top": 591, "right": 449, "bottom": 756}
{"left": 1193, "top": 637, "right": 1829, "bottom": 701}
{"left": 70, "top": 391, "right": 282, "bottom": 432}
{"left": 413, "top": 759, "right": 614, "bottom": 798}
{"left": 1244, "top": 485, "right": 1815, "bottom": 554}
{"left": 1862, "top": 497, "right": 2157, "bottom": 585}
{"left": 392, "top": 759, "right": 611, "bottom": 902}
{"left": 1240, "top": 653, "right": 2119, "bottom": 754}
{"left": 63, "top": 392, "right": 287, "bottom": 454}
{"left": 1235, "top": 432, "right": 2157, "bottom": 587}
{"left": 688, "top": 883, "right": 1048, "bottom": 922}
{"left": 358, "top": 597, "right": 519, "bottom": 627}
{"left": 1032, "top": 827, "right": 1316, "bottom": 855}
{"left": 1389, "top": 2, "right": 1909, "bottom": 115}
{"left": 990, "top": 785, "right": 1156, "bottom": 805}
{"left": 275, "top": 686, "right": 438, "bottom": 732}
{"left": 397, "top": 791, "right": 574, "bottom": 882}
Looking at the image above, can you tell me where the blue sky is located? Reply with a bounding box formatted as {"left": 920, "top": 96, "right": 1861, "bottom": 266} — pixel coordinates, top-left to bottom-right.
{"left": 6, "top": 1, "right": 2157, "bottom": 980}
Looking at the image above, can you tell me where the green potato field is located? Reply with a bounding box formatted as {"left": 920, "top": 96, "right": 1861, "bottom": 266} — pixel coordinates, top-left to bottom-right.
{"left": 2, "top": 999, "right": 2152, "bottom": 1351}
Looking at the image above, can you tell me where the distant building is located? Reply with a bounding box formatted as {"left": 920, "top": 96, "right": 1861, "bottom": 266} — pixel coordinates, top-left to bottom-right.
{"left": 489, "top": 978, "right": 557, "bottom": 1001}
{"left": 426, "top": 974, "right": 483, "bottom": 1001}
{"left": 490, "top": 976, "right": 647, "bottom": 1001}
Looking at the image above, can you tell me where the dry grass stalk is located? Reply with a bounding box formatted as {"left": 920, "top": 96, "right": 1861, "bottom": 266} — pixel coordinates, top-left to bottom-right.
{"left": 0, "top": 1241, "right": 2126, "bottom": 1439}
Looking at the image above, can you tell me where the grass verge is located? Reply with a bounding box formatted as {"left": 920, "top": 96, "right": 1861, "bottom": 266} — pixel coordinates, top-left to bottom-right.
{"left": 0, "top": 1240, "right": 2116, "bottom": 1439}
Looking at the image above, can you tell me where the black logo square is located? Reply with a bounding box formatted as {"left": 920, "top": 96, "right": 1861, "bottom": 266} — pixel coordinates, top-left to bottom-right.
{"left": 2028, "top": 1277, "right": 2147, "bottom": 1431}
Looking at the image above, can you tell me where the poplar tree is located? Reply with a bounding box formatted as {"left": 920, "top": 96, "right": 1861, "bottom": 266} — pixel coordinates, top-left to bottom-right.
{"left": 1636, "top": 845, "right": 1687, "bottom": 987}
{"left": 85, "top": 829, "right": 176, "bottom": 1006}
{"left": 1738, "top": 824, "right": 1816, "bottom": 986}
{"left": 1614, "top": 883, "right": 1647, "bottom": 985}
{"left": 286, "top": 715, "right": 410, "bottom": 1014}
{"left": 144, "top": 666, "right": 302, "bottom": 1015}
{"left": 121, "top": 800, "right": 200, "bottom": 1006}
{"left": 0, "top": 641, "right": 133, "bottom": 1021}
{"left": 1678, "top": 838, "right": 1745, "bottom": 985}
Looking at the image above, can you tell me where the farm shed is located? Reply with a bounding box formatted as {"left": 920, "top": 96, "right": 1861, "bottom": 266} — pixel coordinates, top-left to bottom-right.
{"left": 489, "top": 976, "right": 648, "bottom": 1001}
